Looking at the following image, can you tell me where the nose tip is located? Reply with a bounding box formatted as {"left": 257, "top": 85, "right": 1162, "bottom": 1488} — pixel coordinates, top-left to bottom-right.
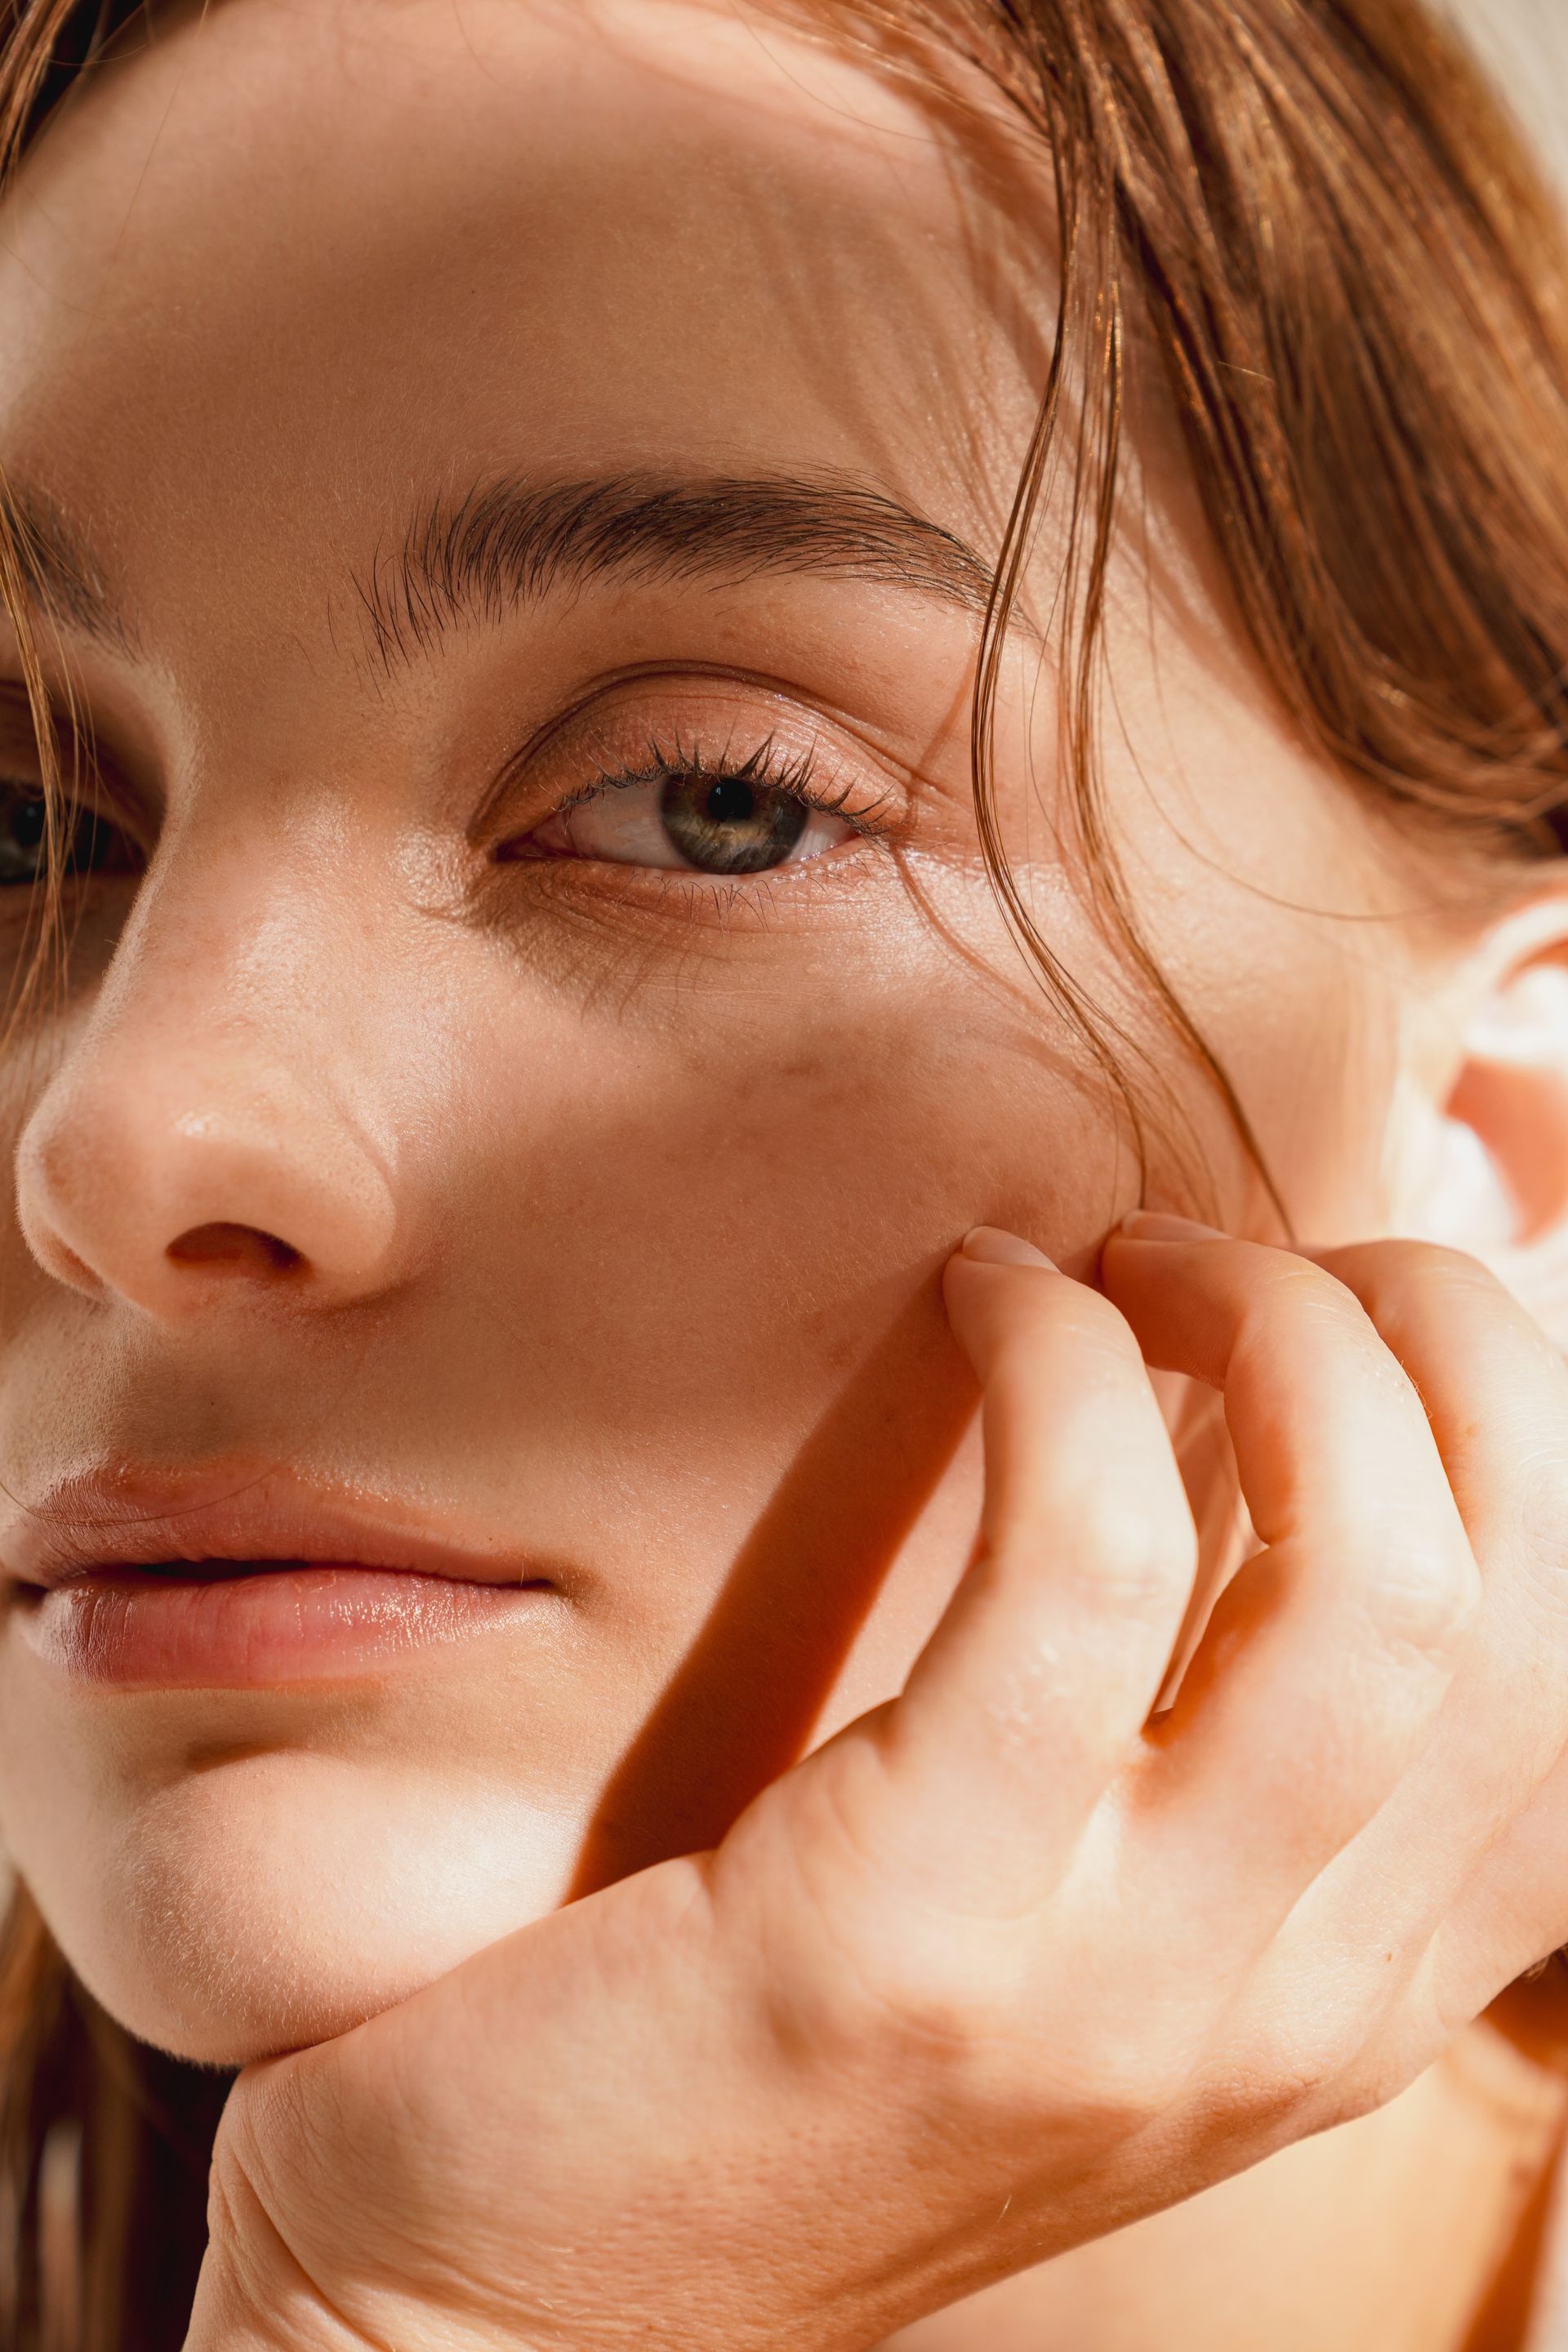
{"left": 16, "top": 1062, "right": 401, "bottom": 1318}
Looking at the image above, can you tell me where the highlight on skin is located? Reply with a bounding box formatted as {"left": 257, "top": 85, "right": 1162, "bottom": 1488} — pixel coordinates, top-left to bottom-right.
{"left": 0, "top": 0, "right": 1561, "bottom": 2346}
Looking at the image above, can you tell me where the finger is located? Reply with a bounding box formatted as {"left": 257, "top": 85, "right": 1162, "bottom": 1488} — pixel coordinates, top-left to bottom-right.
{"left": 1312, "top": 1241, "right": 1568, "bottom": 1809}
{"left": 840, "top": 1227, "right": 1196, "bottom": 1915}
{"left": 1288, "top": 1243, "right": 1568, "bottom": 1974}
{"left": 1102, "top": 1218, "right": 1478, "bottom": 1930}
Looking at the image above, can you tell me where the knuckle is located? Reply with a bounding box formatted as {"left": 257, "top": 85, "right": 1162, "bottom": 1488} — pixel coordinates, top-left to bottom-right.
{"left": 817, "top": 1994, "right": 1179, "bottom": 2152}
{"left": 1350, "top": 1238, "right": 1493, "bottom": 1288}
{"left": 1414, "top": 1242, "right": 1500, "bottom": 1292}
{"left": 1266, "top": 2014, "right": 1374, "bottom": 2109}
{"left": 1049, "top": 1486, "right": 1192, "bottom": 1618}
{"left": 818, "top": 1925, "right": 1027, "bottom": 2069}
{"left": 1067, "top": 2040, "right": 1195, "bottom": 2140}
{"left": 1330, "top": 1237, "right": 1506, "bottom": 1309}
{"left": 787, "top": 1911, "right": 1194, "bottom": 2148}
{"left": 1248, "top": 1254, "right": 1364, "bottom": 1318}
{"left": 1360, "top": 1530, "right": 1481, "bottom": 1664}
{"left": 990, "top": 1393, "right": 1192, "bottom": 1621}
{"left": 993, "top": 1514, "right": 1189, "bottom": 1636}
{"left": 1227, "top": 1259, "right": 1378, "bottom": 1371}
{"left": 1210, "top": 2020, "right": 1366, "bottom": 2140}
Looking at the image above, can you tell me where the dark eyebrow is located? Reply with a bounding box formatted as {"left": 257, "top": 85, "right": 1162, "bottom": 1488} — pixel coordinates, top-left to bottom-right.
{"left": 0, "top": 471, "right": 996, "bottom": 665}
{"left": 352, "top": 471, "right": 994, "bottom": 672}
{"left": 2, "top": 485, "right": 130, "bottom": 651}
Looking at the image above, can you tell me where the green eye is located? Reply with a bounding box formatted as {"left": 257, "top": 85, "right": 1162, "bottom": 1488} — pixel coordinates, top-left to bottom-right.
{"left": 518, "top": 754, "right": 856, "bottom": 875}
{"left": 0, "top": 780, "right": 141, "bottom": 888}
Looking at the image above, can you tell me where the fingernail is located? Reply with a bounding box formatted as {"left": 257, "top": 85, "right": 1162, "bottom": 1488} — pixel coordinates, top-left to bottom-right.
{"left": 1116, "top": 1211, "right": 1229, "bottom": 1244}
{"left": 960, "top": 1226, "right": 1058, "bottom": 1269}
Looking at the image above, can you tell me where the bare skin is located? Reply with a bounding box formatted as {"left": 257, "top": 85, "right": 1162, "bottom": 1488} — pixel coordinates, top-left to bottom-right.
{"left": 2, "top": 3, "right": 1568, "bottom": 2347}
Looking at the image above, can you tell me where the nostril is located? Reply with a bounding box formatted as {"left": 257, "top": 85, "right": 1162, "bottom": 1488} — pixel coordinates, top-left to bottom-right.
{"left": 166, "top": 1223, "right": 305, "bottom": 1276}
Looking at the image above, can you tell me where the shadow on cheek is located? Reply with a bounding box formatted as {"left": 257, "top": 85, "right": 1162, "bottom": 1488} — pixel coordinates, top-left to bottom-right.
{"left": 568, "top": 1276, "right": 978, "bottom": 1896}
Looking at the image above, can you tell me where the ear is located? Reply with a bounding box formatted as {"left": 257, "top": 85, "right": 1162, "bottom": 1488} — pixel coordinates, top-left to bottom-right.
{"left": 1405, "top": 891, "right": 1568, "bottom": 1344}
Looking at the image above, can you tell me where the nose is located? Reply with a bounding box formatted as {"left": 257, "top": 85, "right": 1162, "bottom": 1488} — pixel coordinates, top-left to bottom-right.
{"left": 15, "top": 899, "right": 401, "bottom": 1321}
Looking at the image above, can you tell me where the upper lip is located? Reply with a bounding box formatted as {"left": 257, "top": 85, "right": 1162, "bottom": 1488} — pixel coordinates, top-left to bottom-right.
{"left": 0, "top": 1463, "right": 550, "bottom": 1591}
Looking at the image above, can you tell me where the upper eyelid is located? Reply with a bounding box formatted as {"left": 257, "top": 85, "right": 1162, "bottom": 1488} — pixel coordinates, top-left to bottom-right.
{"left": 0, "top": 691, "right": 51, "bottom": 765}
{"left": 0, "top": 670, "right": 919, "bottom": 851}
{"left": 480, "top": 684, "right": 916, "bottom": 849}
{"left": 0, "top": 690, "right": 131, "bottom": 790}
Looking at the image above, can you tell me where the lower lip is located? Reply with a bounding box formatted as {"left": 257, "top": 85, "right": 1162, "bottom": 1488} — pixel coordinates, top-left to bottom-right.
{"left": 14, "top": 1566, "right": 549, "bottom": 1688}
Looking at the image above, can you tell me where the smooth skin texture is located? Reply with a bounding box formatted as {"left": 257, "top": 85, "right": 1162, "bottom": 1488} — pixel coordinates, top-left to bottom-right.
{"left": 2, "top": 1, "right": 1568, "bottom": 2346}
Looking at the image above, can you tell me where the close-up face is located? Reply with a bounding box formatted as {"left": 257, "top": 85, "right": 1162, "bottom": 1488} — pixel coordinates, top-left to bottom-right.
{"left": 0, "top": 0, "right": 1463, "bottom": 2065}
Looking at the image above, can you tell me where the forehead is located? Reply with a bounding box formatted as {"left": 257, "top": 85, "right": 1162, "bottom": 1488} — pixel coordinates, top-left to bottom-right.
{"left": 0, "top": 0, "right": 1045, "bottom": 613}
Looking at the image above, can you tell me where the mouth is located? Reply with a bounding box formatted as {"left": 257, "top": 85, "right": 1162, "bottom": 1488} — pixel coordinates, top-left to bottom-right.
{"left": 1, "top": 1465, "right": 559, "bottom": 1690}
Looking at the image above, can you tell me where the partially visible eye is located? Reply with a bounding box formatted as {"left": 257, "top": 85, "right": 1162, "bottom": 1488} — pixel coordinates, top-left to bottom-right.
{"left": 0, "top": 777, "right": 143, "bottom": 889}
{"left": 510, "top": 748, "right": 858, "bottom": 877}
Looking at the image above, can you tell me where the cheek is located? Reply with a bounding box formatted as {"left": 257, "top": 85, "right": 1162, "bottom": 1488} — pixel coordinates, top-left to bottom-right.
{"left": 453, "top": 969, "right": 1129, "bottom": 1315}
{"left": 0, "top": 933, "right": 1124, "bottom": 2058}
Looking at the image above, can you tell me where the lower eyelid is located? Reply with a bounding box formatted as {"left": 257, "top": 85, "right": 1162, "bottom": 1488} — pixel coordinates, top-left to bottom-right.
{"left": 474, "top": 813, "right": 889, "bottom": 951}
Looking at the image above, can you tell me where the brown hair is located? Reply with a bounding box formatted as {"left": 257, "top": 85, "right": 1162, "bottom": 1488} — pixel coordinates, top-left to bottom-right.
{"left": 0, "top": 0, "right": 1566, "bottom": 2343}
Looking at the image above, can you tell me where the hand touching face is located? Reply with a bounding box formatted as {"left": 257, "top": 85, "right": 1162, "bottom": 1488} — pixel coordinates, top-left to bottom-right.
{"left": 0, "top": 0, "right": 1481, "bottom": 2062}
{"left": 186, "top": 1227, "right": 1568, "bottom": 2351}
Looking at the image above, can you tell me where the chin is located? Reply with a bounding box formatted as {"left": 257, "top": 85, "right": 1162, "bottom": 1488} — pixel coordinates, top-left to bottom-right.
{"left": 17, "top": 1753, "right": 583, "bottom": 2065}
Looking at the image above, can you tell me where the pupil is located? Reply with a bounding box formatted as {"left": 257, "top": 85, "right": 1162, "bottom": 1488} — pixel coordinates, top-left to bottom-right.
{"left": 659, "top": 769, "right": 808, "bottom": 875}
{"left": 704, "top": 777, "right": 756, "bottom": 826}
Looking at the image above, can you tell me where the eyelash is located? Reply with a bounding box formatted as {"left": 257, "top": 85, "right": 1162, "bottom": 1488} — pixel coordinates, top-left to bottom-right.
{"left": 503, "top": 726, "right": 897, "bottom": 856}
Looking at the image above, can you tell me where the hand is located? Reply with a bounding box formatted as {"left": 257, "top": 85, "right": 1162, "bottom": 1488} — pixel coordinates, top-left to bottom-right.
{"left": 185, "top": 1222, "right": 1568, "bottom": 2352}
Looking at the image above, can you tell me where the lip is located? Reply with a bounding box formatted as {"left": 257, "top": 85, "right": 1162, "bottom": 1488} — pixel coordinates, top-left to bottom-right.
{"left": 1, "top": 1463, "right": 558, "bottom": 1690}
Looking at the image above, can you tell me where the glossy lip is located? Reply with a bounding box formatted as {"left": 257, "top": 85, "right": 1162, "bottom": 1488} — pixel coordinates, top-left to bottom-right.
{"left": 0, "top": 1462, "right": 552, "bottom": 1594}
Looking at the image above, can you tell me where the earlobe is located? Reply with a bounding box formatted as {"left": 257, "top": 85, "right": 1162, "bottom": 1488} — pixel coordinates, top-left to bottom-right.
{"left": 1414, "top": 900, "right": 1568, "bottom": 1340}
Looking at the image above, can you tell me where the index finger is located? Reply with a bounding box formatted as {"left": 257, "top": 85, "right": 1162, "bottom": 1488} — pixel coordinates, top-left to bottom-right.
{"left": 844, "top": 1227, "right": 1196, "bottom": 1914}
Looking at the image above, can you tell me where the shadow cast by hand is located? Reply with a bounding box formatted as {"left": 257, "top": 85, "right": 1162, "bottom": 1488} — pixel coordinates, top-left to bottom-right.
{"left": 568, "top": 1274, "right": 978, "bottom": 1896}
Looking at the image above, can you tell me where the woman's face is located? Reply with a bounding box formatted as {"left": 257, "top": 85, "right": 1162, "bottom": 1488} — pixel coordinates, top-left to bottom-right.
{"left": 0, "top": 0, "right": 1438, "bottom": 2061}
